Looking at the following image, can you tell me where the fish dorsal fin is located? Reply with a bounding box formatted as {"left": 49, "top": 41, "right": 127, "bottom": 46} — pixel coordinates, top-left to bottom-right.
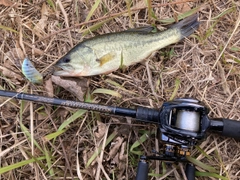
{"left": 125, "top": 26, "right": 157, "bottom": 33}
{"left": 97, "top": 52, "right": 115, "bottom": 66}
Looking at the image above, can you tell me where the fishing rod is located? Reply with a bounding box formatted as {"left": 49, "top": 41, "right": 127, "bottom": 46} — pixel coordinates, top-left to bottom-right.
{"left": 0, "top": 90, "right": 158, "bottom": 122}
{"left": 1, "top": 89, "right": 240, "bottom": 180}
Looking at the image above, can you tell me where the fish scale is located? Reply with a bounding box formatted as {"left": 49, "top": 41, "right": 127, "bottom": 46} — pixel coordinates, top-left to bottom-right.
{"left": 54, "top": 14, "right": 199, "bottom": 77}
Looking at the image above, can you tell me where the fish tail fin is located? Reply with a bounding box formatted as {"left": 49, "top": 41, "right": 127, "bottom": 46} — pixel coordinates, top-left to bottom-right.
{"left": 171, "top": 14, "right": 199, "bottom": 38}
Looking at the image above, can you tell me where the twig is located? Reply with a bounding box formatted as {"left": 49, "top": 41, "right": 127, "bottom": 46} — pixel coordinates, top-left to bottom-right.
{"left": 158, "top": 168, "right": 176, "bottom": 179}
{"left": 203, "top": 11, "right": 240, "bottom": 103}
{"left": 56, "top": 0, "right": 73, "bottom": 47}
{"left": 217, "top": 61, "right": 231, "bottom": 96}
{"left": 95, "top": 124, "right": 110, "bottom": 180}
{"left": 76, "top": 136, "right": 84, "bottom": 180}
{"left": 145, "top": 60, "right": 160, "bottom": 104}
{"left": 212, "top": 11, "right": 240, "bottom": 69}
{"left": 33, "top": 0, "right": 197, "bottom": 44}
{"left": 179, "top": 163, "right": 188, "bottom": 180}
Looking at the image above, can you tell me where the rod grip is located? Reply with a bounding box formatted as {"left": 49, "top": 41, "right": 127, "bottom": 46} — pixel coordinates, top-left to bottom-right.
{"left": 135, "top": 158, "right": 148, "bottom": 180}
{"left": 221, "top": 119, "right": 240, "bottom": 139}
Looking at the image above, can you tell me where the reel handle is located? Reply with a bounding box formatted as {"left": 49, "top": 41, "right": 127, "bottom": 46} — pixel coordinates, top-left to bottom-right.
{"left": 185, "top": 163, "right": 195, "bottom": 180}
{"left": 210, "top": 118, "right": 240, "bottom": 139}
{"left": 135, "top": 156, "right": 148, "bottom": 180}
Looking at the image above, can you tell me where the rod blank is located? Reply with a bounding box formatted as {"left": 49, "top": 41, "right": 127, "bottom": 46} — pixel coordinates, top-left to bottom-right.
{"left": 0, "top": 90, "right": 137, "bottom": 117}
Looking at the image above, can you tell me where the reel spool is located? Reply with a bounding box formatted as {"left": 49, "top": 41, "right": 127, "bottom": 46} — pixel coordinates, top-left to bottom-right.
{"left": 157, "top": 98, "right": 210, "bottom": 158}
{"left": 175, "top": 110, "right": 200, "bottom": 132}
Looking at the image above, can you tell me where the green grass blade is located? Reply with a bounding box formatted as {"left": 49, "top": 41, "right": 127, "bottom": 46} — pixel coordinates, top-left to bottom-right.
{"left": 195, "top": 146, "right": 212, "bottom": 159}
{"left": 82, "top": 18, "right": 112, "bottom": 36}
{"left": 125, "top": 0, "right": 133, "bottom": 25}
{"left": 85, "top": 0, "right": 101, "bottom": 22}
{"left": 46, "top": 0, "right": 56, "bottom": 10}
{"left": 105, "top": 79, "right": 123, "bottom": 88}
{"left": 162, "top": 161, "right": 167, "bottom": 175}
{"left": 0, "top": 25, "right": 18, "bottom": 33}
{"left": 203, "top": 7, "right": 235, "bottom": 41}
{"left": 130, "top": 131, "right": 150, "bottom": 155}
{"left": 195, "top": 171, "right": 228, "bottom": 180}
{"left": 44, "top": 93, "right": 91, "bottom": 142}
{"left": 230, "top": 46, "right": 240, "bottom": 52}
{"left": 44, "top": 145, "right": 54, "bottom": 176}
{"left": 146, "top": 0, "right": 157, "bottom": 20}
{"left": 19, "top": 100, "right": 44, "bottom": 153}
{"left": 186, "top": 156, "right": 217, "bottom": 172}
{"left": 159, "top": 7, "right": 200, "bottom": 24}
{"left": 92, "top": 88, "right": 122, "bottom": 98}
{"left": 19, "top": 123, "right": 44, "bottom": 152}
{"left": 0, "top": 156, "right": 45, "bottom": 174}
{"left": 86, "top": 131, "right": 118, "bottom": 167}
{"left": 148, "top": 172, "right": 163, "bottom": 178}
{"left": 212, "top": 7, "right": 235, "bottom": 20}
{"left": 233, "top": 58, "right": 240, "bottom": 63}
{"left": 58, "top": 109, "right": 87, "bottom": 131}
{"left": 105, "top": 79, "right": 136, "bottom": 95}
{"left": 148, "top": 161, "right": 166, "bottom": 177}
{"left": 44, "top": 129, "right": 66, "bottom": 141}
{"left": 169, "top": 78, "right": 180, "bottom": 100}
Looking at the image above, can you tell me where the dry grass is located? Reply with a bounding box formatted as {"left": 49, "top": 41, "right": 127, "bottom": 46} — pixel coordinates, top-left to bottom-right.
{"left": 0, "top": 0, "right": 240, "bottom": 180}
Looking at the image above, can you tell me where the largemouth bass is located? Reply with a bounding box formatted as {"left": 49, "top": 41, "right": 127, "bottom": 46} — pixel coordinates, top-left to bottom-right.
{"left": 54, "top": 14, "right": 199, "bottom": 76}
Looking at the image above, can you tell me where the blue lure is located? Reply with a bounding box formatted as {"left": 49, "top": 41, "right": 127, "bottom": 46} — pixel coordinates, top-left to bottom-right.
{"left": 22, "top": 58, "right": 43, "bottom": 84}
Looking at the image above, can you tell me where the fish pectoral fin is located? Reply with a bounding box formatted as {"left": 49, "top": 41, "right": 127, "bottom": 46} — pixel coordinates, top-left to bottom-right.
{"left": 125, "top": 26, "right": 157, "bottom": 33}
{"left": 97, "top": 52, "right": 115, "bottom": 66}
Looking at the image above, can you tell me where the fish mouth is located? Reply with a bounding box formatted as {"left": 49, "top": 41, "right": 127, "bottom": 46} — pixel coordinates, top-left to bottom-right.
{"left": 54, "top": 63, "right": 77, "bottom": 76}
{"left": 54, "top": 70, "right": 89, "bottom": 77}
{"left": 55, "top": 62, "right": 74, "bottom": 70}
{"left": 54, "top": 66, "right": 87, "bottom": 77}
{"left": 54, "top": 63, "right": 90, "bottom": 76}
{"left": 53, "top": 70, "right": 74, "bottom": 76}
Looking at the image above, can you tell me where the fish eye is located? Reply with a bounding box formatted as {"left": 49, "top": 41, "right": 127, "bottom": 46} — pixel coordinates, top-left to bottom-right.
{"left": 63, "top": 58, "right": 71, "bottom": 63}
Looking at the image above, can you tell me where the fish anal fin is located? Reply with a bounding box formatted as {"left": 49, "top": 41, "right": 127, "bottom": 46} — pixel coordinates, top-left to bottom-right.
{"left": 98, "top": 52, "right": 115, "bottom": 66}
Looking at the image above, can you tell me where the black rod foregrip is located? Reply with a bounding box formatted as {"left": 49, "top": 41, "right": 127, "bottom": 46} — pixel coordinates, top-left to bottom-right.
{"left": 136, "top": 106, "right": 159, "bottom": 123}
{"left": 136, "top": 157, "right": 148, "bottom": 180}
{"left": 210, "top": 118, "right": 240, "bottom": 139}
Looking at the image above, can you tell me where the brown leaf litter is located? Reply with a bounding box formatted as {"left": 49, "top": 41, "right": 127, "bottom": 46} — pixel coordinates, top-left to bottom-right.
{"left": 0, "top": 0, "right": 240, "bottom": 180}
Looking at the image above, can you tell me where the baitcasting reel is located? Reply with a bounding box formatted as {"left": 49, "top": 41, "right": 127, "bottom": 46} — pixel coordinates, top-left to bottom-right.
{"left": 136, "top": 98, "right": 240, "bottom": 180}
{"left": 136, "top": 98, "right": 210, "bottom": 180}
{"left": 0, "top": 90, "right": 239, "bottom": 180}
{"left": 158, "top": 98, "right": 209, "bottom": 157}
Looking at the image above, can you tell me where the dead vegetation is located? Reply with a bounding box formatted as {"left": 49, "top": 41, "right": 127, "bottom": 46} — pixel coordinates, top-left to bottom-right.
{"left": 0, "top": 0, "right": 240, "bottom": 179}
